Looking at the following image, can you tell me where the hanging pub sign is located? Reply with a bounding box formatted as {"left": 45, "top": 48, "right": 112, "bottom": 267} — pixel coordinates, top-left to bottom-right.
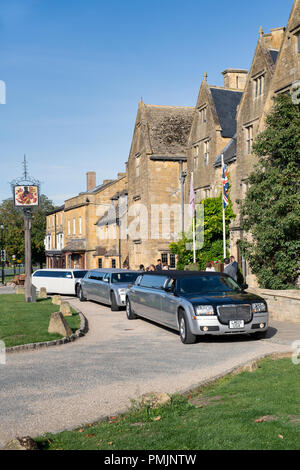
{"left": 13, "top": 185, "right": 39, "bottom": 207}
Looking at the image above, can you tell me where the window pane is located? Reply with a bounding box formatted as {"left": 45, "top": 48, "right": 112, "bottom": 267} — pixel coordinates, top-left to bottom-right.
{"left": 73, "top": 270, "right": 88, "bottom": 278}
{"left": 111, "top": 273, "right": 139, "bottom": 284}
{"left": 140, "top": 275, "right": 168, "bottom": 289}
{"left": 178, "top": 275, "right": 242, "bottom": 294}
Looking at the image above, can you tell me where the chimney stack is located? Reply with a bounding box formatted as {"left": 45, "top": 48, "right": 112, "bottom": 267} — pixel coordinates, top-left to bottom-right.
{"left": 222, "top": 69, "right": 248, "bottom": 90}
{"left": 86, "top": 171, "right": 96, "bottom": 192}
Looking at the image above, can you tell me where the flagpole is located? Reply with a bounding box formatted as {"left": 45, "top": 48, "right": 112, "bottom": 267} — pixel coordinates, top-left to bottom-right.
{"left": 192, "top": 215, "right": 196, "bottom": 263}
{"left": 222, "top": 154, "right": 226, "bottom": 259}
{"left": 189, "top": 172, "right": 196, "bottom": 264}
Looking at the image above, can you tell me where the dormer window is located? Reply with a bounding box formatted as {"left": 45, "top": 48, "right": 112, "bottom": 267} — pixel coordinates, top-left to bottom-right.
{"left": 254, "top": 74, "right": 265, "bottom": 97}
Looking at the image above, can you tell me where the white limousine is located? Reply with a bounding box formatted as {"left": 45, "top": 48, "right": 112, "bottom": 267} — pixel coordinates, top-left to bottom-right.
{"left": 32, "top": 269, "right": 88, "bottom": 295}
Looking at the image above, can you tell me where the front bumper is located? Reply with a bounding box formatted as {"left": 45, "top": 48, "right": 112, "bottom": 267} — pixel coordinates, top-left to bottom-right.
{"left": 189, "top": 313, "right": 269, "bottom": 336}
{"left": 115, "top": 291, "right": 127, "bottom": 306}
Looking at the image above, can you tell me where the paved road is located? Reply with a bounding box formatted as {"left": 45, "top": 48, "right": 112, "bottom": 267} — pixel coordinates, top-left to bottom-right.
{"left": 0, "top": 297, "right": 299, "bottom": 447}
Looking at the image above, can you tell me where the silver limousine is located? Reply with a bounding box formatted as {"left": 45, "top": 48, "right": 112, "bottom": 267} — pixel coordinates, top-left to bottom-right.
{"left": 78, "top": 269, "right": 140, "bottom": 311}
{"left": 125, "top": 271, "right": 269, "bottom": 344}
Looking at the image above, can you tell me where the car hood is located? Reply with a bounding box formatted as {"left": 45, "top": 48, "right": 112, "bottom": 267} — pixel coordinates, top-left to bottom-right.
{"left": 184, "top": 292, "right": 265, "bottom": 306}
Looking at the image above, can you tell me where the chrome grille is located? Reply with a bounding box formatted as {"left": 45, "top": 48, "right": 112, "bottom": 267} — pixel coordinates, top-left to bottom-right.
{"left": 217, "top": 305, "right": 252, "bottom": 325}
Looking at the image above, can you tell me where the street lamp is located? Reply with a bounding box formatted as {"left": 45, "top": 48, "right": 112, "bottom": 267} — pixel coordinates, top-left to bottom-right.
{"left": 0, "top": 224, "right": 4, "bottom": 285}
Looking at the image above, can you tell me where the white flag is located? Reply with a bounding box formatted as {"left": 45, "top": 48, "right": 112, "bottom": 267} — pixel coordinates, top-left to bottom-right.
{"left": 189, "top": 173, "right": 195, "bottom": 218}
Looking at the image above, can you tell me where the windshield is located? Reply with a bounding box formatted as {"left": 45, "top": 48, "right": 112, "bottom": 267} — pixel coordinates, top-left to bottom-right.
{"left": 178, "top": 275, "right": 242, "bottom": 295}
{"left": 73, "top": 271, "right": 88, "bottom": 279}
{"left": 111, "top": 273, "right": 139, "bottom": 284}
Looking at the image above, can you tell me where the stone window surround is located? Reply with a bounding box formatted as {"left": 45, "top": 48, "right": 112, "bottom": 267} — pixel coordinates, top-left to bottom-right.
{"left": 252, "top": 71, "right": 265, "bottom": 98}
{"left": 243, "top": 118, "right": 258, "bottom": 154}
{"left": 289, "top": 25, "right": 300, "bottom": 53}
{"left": 245, "top": 125, "right": 253, "bottom": 154}
{"left": 198, "top": 105, "right": 207, "bottom": 124}
{"left": 204, "top": 140, "right": 210, "bottom": 167}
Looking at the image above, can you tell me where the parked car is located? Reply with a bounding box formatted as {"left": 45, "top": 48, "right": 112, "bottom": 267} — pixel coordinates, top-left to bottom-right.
{"left": 125, "top": 271, "right": 269, "bottom": 344}
{"left": 78, "top": 269, "right": 140, "bottom": 311}
{"left": 32, "top": 269, "right": 88, "bottom": 295}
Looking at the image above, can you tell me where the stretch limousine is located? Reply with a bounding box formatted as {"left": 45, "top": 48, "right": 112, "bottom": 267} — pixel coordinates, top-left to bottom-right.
{"left": 32, "top": 269, "right": 88, "bottom": 295}
{"left": 125, "top": 271, "right": 269, "bottom": 344}
{"left": 78, "top": 269, "right": 140, "bottom": 310}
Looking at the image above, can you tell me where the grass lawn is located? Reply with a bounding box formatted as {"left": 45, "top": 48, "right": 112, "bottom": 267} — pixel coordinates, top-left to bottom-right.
{"left": 0, "top": 294, "right": 80, "bottom": 348}
{"left": 37, "top": 358, "right": 300, "bottom": 450}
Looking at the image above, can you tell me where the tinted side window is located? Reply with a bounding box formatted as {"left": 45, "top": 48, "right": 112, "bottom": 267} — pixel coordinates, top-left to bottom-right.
{"left": 33, "top": 271, "right": 42, "bottom": 277}
{"left": 140, "top": 275, "right": 168, "bottom": 290}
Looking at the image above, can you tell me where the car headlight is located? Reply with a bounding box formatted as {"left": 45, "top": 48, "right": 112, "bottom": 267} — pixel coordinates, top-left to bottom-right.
{"left": 252, "top": 302, "right": 267, "bottom": 313}
{"left": 194, "top": 305, "right": 215, "bottom": 316}
{"left": 118, "top": 288, "right": 127, "bottom": 295}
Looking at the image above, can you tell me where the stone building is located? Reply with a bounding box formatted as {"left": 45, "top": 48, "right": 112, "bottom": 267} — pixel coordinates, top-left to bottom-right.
{"left": 229, "top": 26, "right": 285, "bottom": 274}
{"left": 126, "top": 100, "right": 194, "bottom": 269}
{"left": 95, "top": 185, "right": 129, "bottom": 269}
{"left": 45, "top": 205, "right": 65, "bottom": 268}
{"left": 261, "top": 0, "right": 300, "bottom": 126}
{"left": 45, "top": 171, "right": 127, "bottom": 269}
{"left": 186, "top": 70, "right": 246, "bottom": 205}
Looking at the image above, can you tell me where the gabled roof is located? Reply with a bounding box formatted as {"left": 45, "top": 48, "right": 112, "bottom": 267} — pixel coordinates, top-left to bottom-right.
{"left": 209, "top": 88, "right": 243, "bottom": 138}
{"left": 142, "top": 103, "right": 194, "bottom": 155}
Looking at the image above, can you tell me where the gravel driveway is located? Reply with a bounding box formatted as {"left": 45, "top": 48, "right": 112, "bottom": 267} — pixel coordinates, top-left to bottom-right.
{"left": 0, "top": 297, "right": 299, "bottom": 447}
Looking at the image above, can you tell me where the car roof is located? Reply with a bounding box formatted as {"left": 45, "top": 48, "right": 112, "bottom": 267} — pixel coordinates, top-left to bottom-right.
{"left": 33, "top": 268, "right": 87, "bottom": 272}
{"left": 139, "top": 270, "right": 226, "bottom": 279}
{"left": 91, "top": 269, "right": 139, "bottom": 274}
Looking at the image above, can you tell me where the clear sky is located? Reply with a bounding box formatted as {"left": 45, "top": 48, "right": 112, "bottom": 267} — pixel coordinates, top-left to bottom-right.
{"left": 0, "top": 0, "right": 294, "bottom": 206}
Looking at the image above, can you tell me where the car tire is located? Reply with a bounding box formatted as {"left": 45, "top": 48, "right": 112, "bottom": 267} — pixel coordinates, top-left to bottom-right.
{"left": 110, "top": 292, "right": 120, "bottom": 311}
{"left": 252, "top": 330, "right": 268, "bottom": 340}
{"left": 79, "top": 287, "right": 86, "bottom": 302}
{"left": 75, "top": 283, "right": 80, "bottom": 298}
{"left": 178, "top": 310, "right": 197, "bottom": 344}
{"left": 126, "top": 298, "right": 137, "bottom": 320}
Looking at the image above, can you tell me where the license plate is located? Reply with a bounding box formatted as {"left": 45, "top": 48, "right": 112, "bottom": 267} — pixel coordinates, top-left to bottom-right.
{"left": 229, "top": 320, "right": 245, "bottom": 329}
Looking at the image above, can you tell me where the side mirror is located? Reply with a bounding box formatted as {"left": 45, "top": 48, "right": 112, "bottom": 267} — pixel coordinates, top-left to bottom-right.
{"left": 164, "top": 285, "right": 173, "bottom": 293}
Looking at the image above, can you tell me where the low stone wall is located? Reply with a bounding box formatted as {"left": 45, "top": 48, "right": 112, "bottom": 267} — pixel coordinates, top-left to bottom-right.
{"left": 248, "top": 288, "right": 300, "bottom": 323}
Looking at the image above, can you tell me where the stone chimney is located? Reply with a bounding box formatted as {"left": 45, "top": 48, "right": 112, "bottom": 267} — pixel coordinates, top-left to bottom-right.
{"left": 86, "top": 171, "right": 96, "bottom": 192}
{"left": 263, "top": 27, "right": 285, "bottom": 50}
{"left": 222, "top": 69, "right": 248, "bottom": 90}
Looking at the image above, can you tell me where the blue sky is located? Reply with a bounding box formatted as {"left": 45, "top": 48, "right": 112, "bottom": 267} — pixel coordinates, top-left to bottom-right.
{"left": 0, "top": 0, "right": 293, "bottom": 205}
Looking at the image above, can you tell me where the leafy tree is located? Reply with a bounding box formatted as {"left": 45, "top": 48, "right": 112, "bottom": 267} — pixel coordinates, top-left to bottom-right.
{"left": 170, "top": 193, "right": 235, "bottom": 270}
{"left": 239, "top": 95, "right": 300, "bottom": 289}
{"left": 0, "top": 195, "right": 56, "bottom": 267}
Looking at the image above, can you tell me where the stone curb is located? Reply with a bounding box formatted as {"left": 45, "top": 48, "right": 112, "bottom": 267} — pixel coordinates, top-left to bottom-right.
{"left": 5, "top": 310, "right": 88, "bottom": 354}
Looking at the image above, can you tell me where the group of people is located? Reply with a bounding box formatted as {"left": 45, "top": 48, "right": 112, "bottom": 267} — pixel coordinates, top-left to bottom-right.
{"left": 138, "top": 259, "right": 169, "bottom": 272}
{"left": 206, "top": 256, "right": 238, "bottom": 281}
{"left": 136, "top": 256, "right": 239, "bottom": 281}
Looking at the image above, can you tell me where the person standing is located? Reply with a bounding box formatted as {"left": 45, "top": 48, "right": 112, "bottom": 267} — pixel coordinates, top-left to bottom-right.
{"left": 230, "top": 256, "right": 238, "bottom": 281}
{"left": 155, "top": 259, "right": 162, "bottom": 271}
{"left": 162, "top": 262, "right": 169, "bottom": 270}
{"left": 223, "top": 258, "right": 237, "bottom": 281}
{"left": 205, "top": 262, "right": 216, "bottom": 272}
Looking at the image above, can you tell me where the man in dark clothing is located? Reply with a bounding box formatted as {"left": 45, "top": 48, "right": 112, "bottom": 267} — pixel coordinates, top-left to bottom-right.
{"left": 155, "top": 259, "right": 162, "bottom": 271}
{"left": 230, "top": 256, "right": 239, "bottom": 281}
{"left": 223, "top": 258, "right": 237, "bottom": 281}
